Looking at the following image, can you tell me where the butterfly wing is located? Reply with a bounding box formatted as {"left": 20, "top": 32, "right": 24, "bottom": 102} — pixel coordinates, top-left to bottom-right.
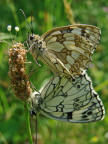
{"left": 40, "top": 73, "right": 105, "bottom": 123}
{"left": 41, "top": 24, "right": 101, "bottom": 76}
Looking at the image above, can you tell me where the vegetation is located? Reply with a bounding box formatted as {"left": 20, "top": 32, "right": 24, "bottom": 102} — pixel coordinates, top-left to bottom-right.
{"left": 0, "top": 0, "right": 108, "bottom": 143}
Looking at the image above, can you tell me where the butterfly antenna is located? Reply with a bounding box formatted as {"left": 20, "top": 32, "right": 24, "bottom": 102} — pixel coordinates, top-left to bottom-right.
{"left": 30, "top": 11, "right": 34, "bottom": 35}
{"left": 18, "top": 9, "right": 33, "bottom": 34}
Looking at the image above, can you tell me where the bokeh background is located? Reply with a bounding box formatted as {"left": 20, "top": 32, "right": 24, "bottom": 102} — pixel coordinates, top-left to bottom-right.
{"left": 0, "top": 0, "right": 108, "bottom": 144}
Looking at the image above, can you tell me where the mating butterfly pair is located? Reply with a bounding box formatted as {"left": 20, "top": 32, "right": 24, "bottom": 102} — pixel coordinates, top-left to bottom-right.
{"left": 28, "top": 24, "right": 105, "bottom": 123}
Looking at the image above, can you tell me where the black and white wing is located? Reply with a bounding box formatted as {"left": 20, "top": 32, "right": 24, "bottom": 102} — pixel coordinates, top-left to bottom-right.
{"left": 29, "top": 24, "right": 101, "bottom": 77}
{"left": 41, "top": 24, "right": 101, "bottom": 76}
{"left": 39, "top": 73, "right": 105, "bottom": 123}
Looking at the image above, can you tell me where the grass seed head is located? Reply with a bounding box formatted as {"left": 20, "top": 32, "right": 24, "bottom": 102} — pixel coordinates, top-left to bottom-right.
{"left": 9, "top": 43, "right": 32, "bottom": 101}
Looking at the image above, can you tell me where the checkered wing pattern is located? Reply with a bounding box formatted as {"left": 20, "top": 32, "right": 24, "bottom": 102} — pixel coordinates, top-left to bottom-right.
{"left": 41, "top": 24, "right": 101, "bottom": 76}
{"left": 38, "top": 73, "right": 105, "bottom": 123}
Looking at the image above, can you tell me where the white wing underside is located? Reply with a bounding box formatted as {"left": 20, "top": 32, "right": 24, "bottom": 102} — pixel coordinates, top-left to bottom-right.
{"left": 39, "top": 73, "right": 104, "bottom": 123}
{"left": 40, "top": 24, "right": 101, "bottom": 76}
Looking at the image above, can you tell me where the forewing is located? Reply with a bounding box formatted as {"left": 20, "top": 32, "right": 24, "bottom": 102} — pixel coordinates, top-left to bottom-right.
{"left": 41, "top": 24, "right": 101, "bottom": 76}
{"left": 40, "top": 73, "right": 105, "bottom": 123}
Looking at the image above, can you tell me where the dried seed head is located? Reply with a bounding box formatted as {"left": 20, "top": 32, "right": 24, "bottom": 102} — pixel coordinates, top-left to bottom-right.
{"left": 9, "top": 42, "right": 32, "bottom": 101}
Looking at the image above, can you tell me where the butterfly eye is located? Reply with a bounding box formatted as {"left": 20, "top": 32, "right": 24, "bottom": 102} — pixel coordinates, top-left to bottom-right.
{"left": 30, "top": 36, "right": 34, "bottom": 40}
{"left": 77, "top": 84, "right": 80, "bottom": 88}
{"left": 39, "top": 41, "right": 42, "bottom": 45}
{"left": 72, "top": 78, "right": 75, "bottom": 82}
{"left": 30, "top": 110, "right": 36, "bottom": 116}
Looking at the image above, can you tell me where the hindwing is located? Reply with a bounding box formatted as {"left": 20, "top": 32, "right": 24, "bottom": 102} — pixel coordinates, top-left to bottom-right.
{"left": 30, "top": 73, "right": 105, "bottom": 123}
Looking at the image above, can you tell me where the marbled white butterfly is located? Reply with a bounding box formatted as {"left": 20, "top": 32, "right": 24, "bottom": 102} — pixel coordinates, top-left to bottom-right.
{"left": 29, "top": 73, "right": 105, "bottom": 123}
{"left": 28, "top": 24, "right": 100, "bottom": 77}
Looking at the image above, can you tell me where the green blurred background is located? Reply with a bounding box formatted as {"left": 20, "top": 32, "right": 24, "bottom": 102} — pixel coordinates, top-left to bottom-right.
{"left": 0, "top": 0, "right": 108, "bottom": 143}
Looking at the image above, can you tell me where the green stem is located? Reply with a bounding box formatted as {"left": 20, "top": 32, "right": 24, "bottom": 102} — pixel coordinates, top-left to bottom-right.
{"left": 0, "top": 132, "right": 8, "bottom": 144}
{"left": 24, "top": 103, "right": 33, "bottom": 144}
{"left": 0, "top": 88, "right": 8, "bottom": 113}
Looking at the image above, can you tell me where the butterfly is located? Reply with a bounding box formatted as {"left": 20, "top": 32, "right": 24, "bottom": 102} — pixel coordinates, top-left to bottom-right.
{"left": 29, "top": 72, "right": 105, "bottom": 123}
{"left": 28, "top": 24, "right": 101, "bottom": 77}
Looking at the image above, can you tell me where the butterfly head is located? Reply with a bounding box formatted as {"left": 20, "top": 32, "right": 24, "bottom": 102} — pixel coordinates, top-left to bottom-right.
{"left": 29, "top": 91, "right": 42, "bottom": 114}
{"left": 28, "top": 34, "right": 46, "bottom": 60}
